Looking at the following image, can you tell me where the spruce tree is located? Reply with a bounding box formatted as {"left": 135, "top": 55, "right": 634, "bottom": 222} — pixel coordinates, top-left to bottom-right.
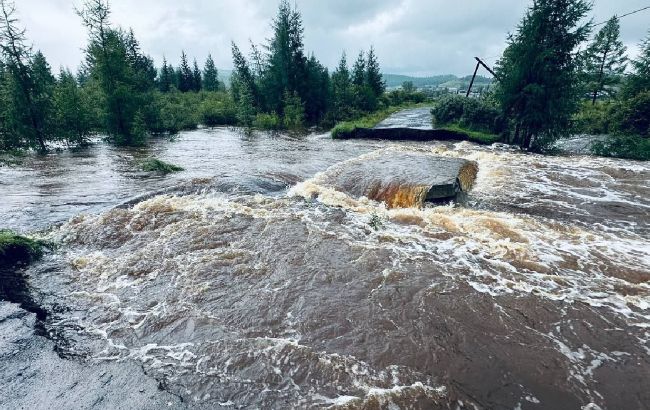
{"left": 78, "top": 0, "right": 151, "bottom": 145}
{"left": 29, "top": 50, "right": 55, "bottom": 141}
{"left": 53, "top": 68, "right": 92, "bottom": 145}
{"left": 192, "top": 58, "right": 202, "bottom": 92}
{"left": 262, "top": 0, "right": 308, "bottom": 115}
{"left": 365, "top": 46, "right": 385, "bottom": 98}
{"left": 203, "top": 54, "right": 219, "bottom": 92}
{"left": 495, "top": 0, "right": 591, "bottom": 151}
{"left": 331, "top": 52, "right": 353, "bottom": 120}
{"left": 178, "top": 51, "right": 192, "bottom": 92}
{"left": 231, "top": 42, "right": 258, "bottom": 107}
{"left": 584, "top": 16, "right": 627, "bottom": 104}
{"left": 352, "top": 51, "right": 366, "bottom": 87}
{"left": 159, "top": 57, "right": 172, "bottom": 92}
{"left": 0, "top": 0, "right": 48, "bottom": 150}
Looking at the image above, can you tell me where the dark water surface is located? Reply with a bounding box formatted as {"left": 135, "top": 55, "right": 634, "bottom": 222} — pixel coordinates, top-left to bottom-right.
{"left": 1, "top": 124, "right": 649, "bottom": 409}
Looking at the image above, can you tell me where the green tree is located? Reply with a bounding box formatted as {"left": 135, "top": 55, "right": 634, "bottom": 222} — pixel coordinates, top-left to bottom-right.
{"left": 236, "top": 80, "right": 256, "bottom": 128}
{"left": 178, "top": 51, "right": 192, "bottom": 92}
{"left": 402, "top": 81, "right": 415, "bottom": 93}
{"left": 78, "top": 0, "right": 151, "bottom": 146}
{"left": 158, "top": 57, "right": 172, "bottom": 92}
{"left": 495, "top": 0, "right": 591, "bottom": 151}
{"left": 29, "top": 50, "right": 55, "bottom": 141}
{"left": 203, "top": 54, "right": 219, "bottom": 92}
{"left": 231, "top": 42, "right": 259, "bottom": 108}
{"left": 282, "top": 90, "right": 305, "bottom": 130}
{"left": 584, "top": 16, "right": 627, "bottom": 105}
{"left": 352, "top": 51, "right": 366, "bottom": 87}
{"left": 260, "top": 0, "right": 308, "bottom": 115}
{"left": 52, "top": 68, "right": 93, "bottom": 145}
{"left": 365, "top": 46, "right": 385, "bottom": 98}
{"left": 192, "top": 58, "right": 202, "bottom": 92}
{"left": 331, "top": 52, "right": 354, "bottom": 120}
{"left": 0, "top": 0, "right": 48, "bottom": 150}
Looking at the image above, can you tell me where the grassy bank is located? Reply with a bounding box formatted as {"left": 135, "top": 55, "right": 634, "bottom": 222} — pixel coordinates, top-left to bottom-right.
{"left": 0, "top": 230, "right": 46, "bottom": 267}
{"left": 331, "top": 103, "right": 430, "bottom": 139}
{"left": 438, "top": 123, "right": 502, "bottom": 145}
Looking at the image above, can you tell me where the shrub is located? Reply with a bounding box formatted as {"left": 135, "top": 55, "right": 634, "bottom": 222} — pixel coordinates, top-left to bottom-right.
{"left": 431, "top": 95, "right": 504, "bottom": 135}
{"left": 0, "top": 230, "right": 45, "bottom": 266}
{"left": 199, "top": 93, "right": 238, "bottom": 126}
{"left": 573, "top": 101, "right": 616, "bottom": 134}
{"left": 253, "top": 113, "right": 281, "bottom": 130}
{"left": 141, "top": 158, "right": 184, "bottom": 174}
{"left": 614, "top": 91, "right": 650, "bottom": 138}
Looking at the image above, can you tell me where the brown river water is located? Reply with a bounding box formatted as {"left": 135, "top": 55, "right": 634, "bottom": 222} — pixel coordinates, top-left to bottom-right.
{"left": 1, "top": 124, "right": 649, "bottom": 409}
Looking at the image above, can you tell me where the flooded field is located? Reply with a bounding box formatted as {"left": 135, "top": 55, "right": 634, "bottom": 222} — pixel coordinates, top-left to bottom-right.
{"left": 1, "top": 123, "right": 649, "bottom": 409}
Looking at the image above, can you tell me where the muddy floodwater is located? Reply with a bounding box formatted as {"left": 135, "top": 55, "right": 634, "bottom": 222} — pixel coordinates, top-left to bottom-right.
{"left": 1, "top": 122, "right": 649, "bottom": 409}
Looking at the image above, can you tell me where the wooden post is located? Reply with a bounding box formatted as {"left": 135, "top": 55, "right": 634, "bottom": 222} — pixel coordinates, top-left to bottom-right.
{"left": 466, "top": 60, "right": 481, "bottom": 98}
{"left": 475, "top": 57, "right": 499, "bottom": 80}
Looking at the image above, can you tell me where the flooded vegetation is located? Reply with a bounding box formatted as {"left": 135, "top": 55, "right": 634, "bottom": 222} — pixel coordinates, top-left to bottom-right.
{"left": 2, "top": 122, "right": 648, "bottom": 409}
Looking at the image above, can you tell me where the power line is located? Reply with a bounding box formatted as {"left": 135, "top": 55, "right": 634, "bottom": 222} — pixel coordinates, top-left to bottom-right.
{"left": 594, "top": 5, "right": 650, "bottom": 26}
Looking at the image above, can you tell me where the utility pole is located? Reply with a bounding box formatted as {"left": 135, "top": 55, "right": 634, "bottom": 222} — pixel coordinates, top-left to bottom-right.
{"left": 466, "top": 57, "right": 499, "bottom": 97}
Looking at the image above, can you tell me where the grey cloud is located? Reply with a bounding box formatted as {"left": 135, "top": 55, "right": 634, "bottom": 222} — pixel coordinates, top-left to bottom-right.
{"left": 12, "top": 0, "right": 650, "bottom": 76}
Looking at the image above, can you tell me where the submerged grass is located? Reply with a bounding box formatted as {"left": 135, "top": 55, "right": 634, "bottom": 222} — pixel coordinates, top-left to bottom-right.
{"left": 0, "top": 230, "right": 46, "bottom": 266}
{"left": 141, "top": 158, "right": 185, "bottom": 174}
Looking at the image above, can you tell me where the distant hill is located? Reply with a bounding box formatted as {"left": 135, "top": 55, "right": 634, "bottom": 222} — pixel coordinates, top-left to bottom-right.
{"left": 383, "top": 73, "right": 493, "bottom": 90}
{"left": 219, "top": 71, "right": 492, "bottom": 91}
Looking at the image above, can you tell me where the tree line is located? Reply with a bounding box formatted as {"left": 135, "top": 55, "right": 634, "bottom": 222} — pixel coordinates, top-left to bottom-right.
{"left": 229, "top": 0, "right": 385, "bottom": 130}
{"left": 0, "top": 0, "right": 389, "bottom": 151}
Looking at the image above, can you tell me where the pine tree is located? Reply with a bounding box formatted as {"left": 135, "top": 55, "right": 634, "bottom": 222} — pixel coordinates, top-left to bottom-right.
{"left": 178, "top": 51, "right": 192, "bottom": 92}
{"left": 203, "top": 54, "right": 219, "bottom": 92}
{"left": 53, "top": 68, "right": 92, "bottom": 145}
{"left": 584, "top": 16, "right": 627, "bottom": 104}
{"left": 159, "top": 57, "right": 172, "bottom": 92}
{"left": 365, "top": 46, "right": 385, "bottom": 98}
{"left": 29, "top": 50, "right": 55, "bottom": 141}
{"left": 352, "top": 51, "right": 366, "bottom": 87}
{"left": 303, "top": 54, "right": 329, "bottom": 123}
{"left": 331, "top": 52, "right": 353, "bottom": 120}
{"left": 191, "top": 58, "right": 201, "bottom": 92}
{"left": 262, "top": 0, "right": 308, "bottom": 115}
{"left": 495, "top": 0, "right": 591, "bottom": 151}
{"left": 78, "top": 0, "right": 152, "bottom": 145}
{"left": 231, "top": 42, "right": 258, "bottom": 107}
{"left": 0, "top": 0, "right": 47, "bottom": 150}
{"left": 236, "top": 80, "right": 256, "bottom": 128}
{"left": 282, "top": 90, "right": 305, "bottom": 130}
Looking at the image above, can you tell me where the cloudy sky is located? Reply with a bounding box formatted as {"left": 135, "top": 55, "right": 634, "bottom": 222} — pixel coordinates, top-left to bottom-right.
{"left": 14, "top": 0, "right": 650, "bottom": 76}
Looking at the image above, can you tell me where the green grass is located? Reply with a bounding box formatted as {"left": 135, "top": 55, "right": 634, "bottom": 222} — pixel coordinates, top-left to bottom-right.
{"left": 141, "top": 158, "right": 184, "bottom": 174}
{"left": 0, "top": 230, "right": 45, "bottom": 266}
{"left": 439, "top": 123, "right": 502, "bottom": 144}
{"left": 331, "top": 103, "right": 430, "bottom": 139}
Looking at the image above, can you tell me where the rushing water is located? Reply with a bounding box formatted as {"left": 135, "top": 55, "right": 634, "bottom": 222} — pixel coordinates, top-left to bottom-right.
{"left": 1, "top": 124, "right": 649, "bottom": 409}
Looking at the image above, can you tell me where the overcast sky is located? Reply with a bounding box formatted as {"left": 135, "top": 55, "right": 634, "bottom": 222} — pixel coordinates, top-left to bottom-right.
{"left": 14, "top": 0, "right": 650, "bottom": 76}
